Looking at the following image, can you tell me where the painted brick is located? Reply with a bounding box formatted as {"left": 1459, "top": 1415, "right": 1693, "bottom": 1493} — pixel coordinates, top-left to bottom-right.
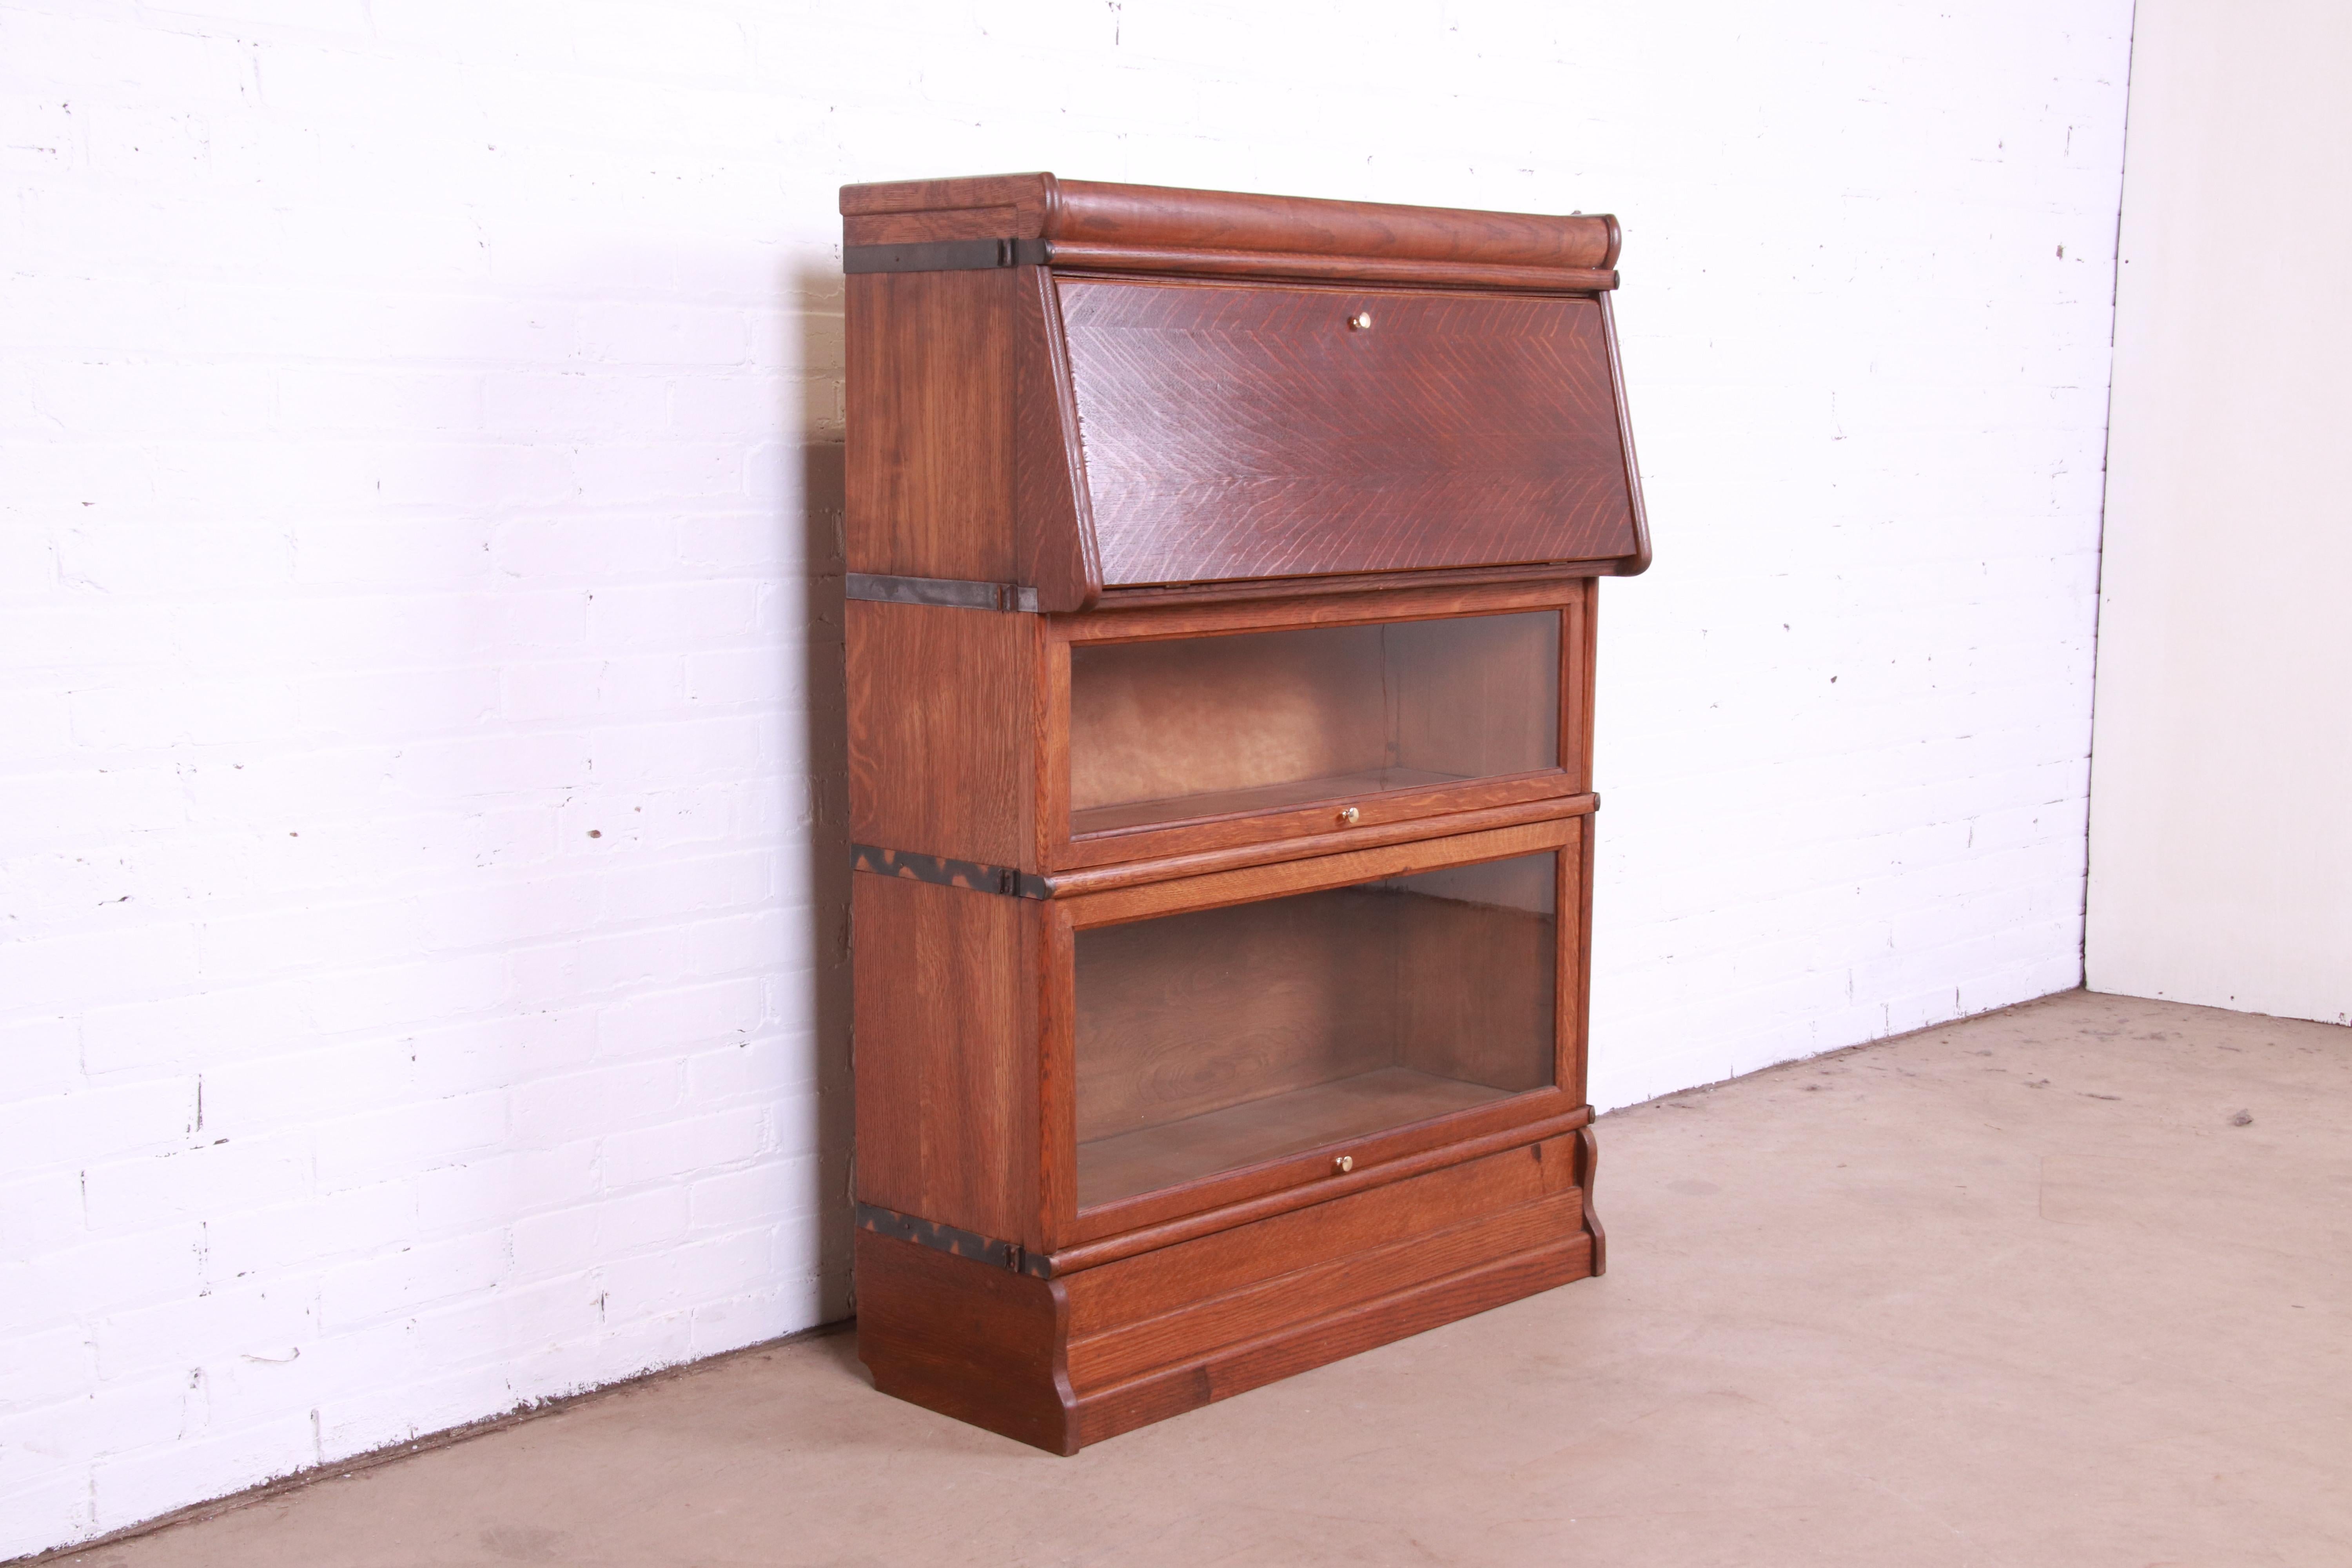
{"left": 0, "top": 0, "right": 2131, "bottom": 1556}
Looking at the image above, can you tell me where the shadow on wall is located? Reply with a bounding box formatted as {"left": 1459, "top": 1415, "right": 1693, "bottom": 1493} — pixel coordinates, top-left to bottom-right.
{"left": 798, "top": 435, "right": 853, "bottom": 1319}
{"left": 789, "top": 254, "right": 855, "bottom": 1322}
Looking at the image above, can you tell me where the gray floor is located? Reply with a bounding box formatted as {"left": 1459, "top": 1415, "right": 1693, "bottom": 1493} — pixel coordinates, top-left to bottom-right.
{"left": 48, "top": 990, "right": 2352, "bottom": 1567}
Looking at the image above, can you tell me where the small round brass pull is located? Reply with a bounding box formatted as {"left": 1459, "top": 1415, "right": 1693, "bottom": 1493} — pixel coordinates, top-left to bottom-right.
{"left": 1333, "top": 1155, "right": 1354, "bottom": 1174}
{"left": 1347, "top": 310, "right": 1372, "bottom": 331}
{"left": 1336, "top": 806, "right": 1360, "bottom": 826}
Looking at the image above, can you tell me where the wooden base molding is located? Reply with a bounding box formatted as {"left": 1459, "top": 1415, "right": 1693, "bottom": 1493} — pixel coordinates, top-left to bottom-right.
{"left": 856, "top": 1129, "right": 1602, "bottom": 1454}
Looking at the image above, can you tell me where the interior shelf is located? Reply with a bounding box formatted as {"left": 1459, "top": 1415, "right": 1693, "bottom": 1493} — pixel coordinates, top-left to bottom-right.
{"left": 1075, "top": 1065, "right": 1520, "bottom": 1208}
{"left": 1069, "top": 612, "right": 1559, "bottom": 838}
{"left": 1073, "top": 859, "right": 1559, "bottom": 1210}
{"left": 1071, "top": 766, "right": 1469, "bottom": 836}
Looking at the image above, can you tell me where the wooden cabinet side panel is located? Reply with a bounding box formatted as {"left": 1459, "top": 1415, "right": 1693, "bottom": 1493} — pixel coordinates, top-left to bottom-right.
{"left": 852, "top": 875, "right": 1037, "bottom": 1243}
{"left": 1016, "top": 264, "right": 1100, "bottom": 610}
{"left": 855, "top": 1230, "right": 1075, "bottom": 1455}
{"left": 844, "top": 268, "right": 1016, "bottom": 582}
{"left": 846, "top": 600, "right": 1034, "bottom": 867}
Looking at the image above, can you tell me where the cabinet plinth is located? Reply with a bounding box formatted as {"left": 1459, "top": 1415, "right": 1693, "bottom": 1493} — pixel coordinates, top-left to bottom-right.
{"left": 841, "top": 173, "right": 1646, "bottom": 1452}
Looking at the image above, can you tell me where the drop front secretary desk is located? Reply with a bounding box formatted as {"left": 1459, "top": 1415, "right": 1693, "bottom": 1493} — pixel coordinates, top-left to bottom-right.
{"left": 840, "top": 174, "right": 1650, "bottom": 1453}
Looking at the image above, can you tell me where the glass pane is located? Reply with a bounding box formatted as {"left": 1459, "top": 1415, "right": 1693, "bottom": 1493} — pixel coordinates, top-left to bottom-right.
{"left": 1069, "top": 612, "right": 1559, "bottom": 836}
{"left": 1074, "top": 852, "right": 1556, "bottom": 1208}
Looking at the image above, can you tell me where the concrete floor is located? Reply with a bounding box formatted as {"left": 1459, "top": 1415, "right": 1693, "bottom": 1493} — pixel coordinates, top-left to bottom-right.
{"left": 49, "top": 990, "right": 2352, "bottom": 1567}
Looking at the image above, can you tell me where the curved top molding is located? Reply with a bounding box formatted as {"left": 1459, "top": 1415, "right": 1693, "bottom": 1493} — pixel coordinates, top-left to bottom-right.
{"left": 841, "top": 172, "right": 1620, "bottom": 287}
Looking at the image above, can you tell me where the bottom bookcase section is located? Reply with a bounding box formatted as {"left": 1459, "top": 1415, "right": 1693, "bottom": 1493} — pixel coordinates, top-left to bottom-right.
{"left": 856, "top": 1128, "right": 1601, "bottom": 1454}
{"left": 1073, "top": 853, "right": 1561, "bottom": 1209}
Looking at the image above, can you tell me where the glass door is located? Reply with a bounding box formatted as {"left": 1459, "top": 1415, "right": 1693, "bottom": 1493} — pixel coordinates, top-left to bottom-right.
{"left": 1069, "top": 848, "right": 1562, "bottom": 1210}
{"left": 1067, "top": 610, "right": 1563, "bottom": 841}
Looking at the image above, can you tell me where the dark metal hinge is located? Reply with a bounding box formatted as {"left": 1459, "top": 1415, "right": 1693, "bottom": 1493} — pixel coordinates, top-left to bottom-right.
{"left": 846, "top": 572, "right": 1039, "bottom": 614}
{"left": 851, "top": 844, "right": 1051, "bottom": 900}
{"left": 857, "top": 1202, "right": 1051, "bottom": 1278}
{"left": 843, "top": 237, "right": 1051, "bottom": 274}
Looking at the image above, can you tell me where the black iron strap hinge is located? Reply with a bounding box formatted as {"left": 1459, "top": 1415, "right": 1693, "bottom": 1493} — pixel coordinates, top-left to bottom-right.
{"left": 843, "top": 237, "right": 1052, "bottom": 274}
{"left": 851, "top": 844, "right": 1051, "bottom": 901}
{"left": 857, "top": 1202, "right": 1051, "bottom": 1278}
{"left": 846, "top": 572, "right": 1040, "bottom": 614}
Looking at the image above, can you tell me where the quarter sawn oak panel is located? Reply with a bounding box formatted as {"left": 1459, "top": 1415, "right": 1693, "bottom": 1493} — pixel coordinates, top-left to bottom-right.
{"left": 1060, "top": 279, "right": 1640, "bottom": 587}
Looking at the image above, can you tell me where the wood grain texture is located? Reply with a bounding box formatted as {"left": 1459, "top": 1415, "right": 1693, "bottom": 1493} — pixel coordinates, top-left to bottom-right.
{"left": 1069, "top": 1234, "right": 1593, "bottom": 1448}
{"left": 1385, "top": 610, "right": 1561, "bottom": 782}
{"left": 1094, "top": 559, "right": 1637, "bottom": 610}
{"left": 1051, "top": 180, "right": 1614, "bottom": 270}
{"left": 1577, "top": 1123, "right": 1607, "bottom": 1275}
{"left": 1059, "top": 578, "right": 1583, "bottom": 642}
{"left": 1069, "top": 1191, "right": 1585, "bottom": 1390}
{"left": 1059, "top": 278, "right": 1640, "bottom": 587}
{"left": 1567, "top": 579, "right": 1595, "bottom": 794}
{"left": 1042, "top": 588, "right": 1584, "bottom": 869}
{"left": 1394, "top": 888, "right": 1557, "bottom": 1092}
{"left": 1042, "top": 792, "right": 1596, "bottom": 897}
{"left": 1065, "top": 612, "right": 1556, "bottom": 817}
{"left": 1073, "top": 890, "right": 1398, "bottom": 1143}
{"left": 840, "top": 172, "right": 1054, "bottom": 236}
{"left": 1071, "top": 766, "right": 1465, "bottom": 838}
{"left": 1064, "top": 816, "right": 1575, "bottom": 929}
{"left": 1069, "top": 623, "right": 1392, "bottom": 813}
{"left": 1564, "top": 801, "right": 1594, "bottom": 1100}
{"left": 1015, "top": 263, "right": 1099, "bottom": 611}
{"left": 855, "top": 1143, "right": 1590, "bottom": 1454}
{"left": 840, "top": 175, "right": 1635, "bottom": 1452}
{"left": 839, "top": 174, "right": 1617, "bottom": 272}
{"left": 846, "top": 600, "right": 1035, "bottom": 867}
{"left": 1047, "top": 1103, "right": 1591, "bottom": 1271}
{"left": 1071, "top": 870, "right": 1556, "bottom": 1206}
{"left": 843, "top": 268, "right": 1015, "bottom": 582}
{"left": 851, "top": 875, "right": 1038, "bottom": 1245}
{"left": 854, "top": 1230, "right": 1076, "bottom": 1454}
{"left": 1598, "top": 292, "right": 1653, "bottom": 575}
{"left": 1063, "top": 1134, "right": 1577, "bottom": 1330}
{"left": 1051, "top": 248, "right": 1615, "bottom": 292}
{"left": 1076, "top": 1068, "right": 1520, "bottom": 1209}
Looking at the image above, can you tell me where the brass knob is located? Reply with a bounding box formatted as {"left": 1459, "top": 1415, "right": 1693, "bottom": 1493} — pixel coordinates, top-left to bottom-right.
{"left": 1336, "top": 806, "right": 1360, "bottom": 826}
{"left": 1348, "top": 311, "right": 1372, "bottom": 331}
{"left": 1333, "top": 1154, "right": 1354, "bottom": 1174}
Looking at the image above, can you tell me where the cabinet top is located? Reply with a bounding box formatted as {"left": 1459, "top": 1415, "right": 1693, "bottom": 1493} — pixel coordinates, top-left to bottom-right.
{"left": 839, "top": 174, "right": 1647, "bottom": 606}
{"left": 840, "top": 173, "right": 1619, "bottom": 292}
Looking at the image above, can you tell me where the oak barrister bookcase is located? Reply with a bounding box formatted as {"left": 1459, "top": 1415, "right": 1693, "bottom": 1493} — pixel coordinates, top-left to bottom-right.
{"left": 840, "top": 173, "right": 1649, "bottom": 1453}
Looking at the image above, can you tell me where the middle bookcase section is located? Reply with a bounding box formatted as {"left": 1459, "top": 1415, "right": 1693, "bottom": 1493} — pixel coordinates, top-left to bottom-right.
{"left": 1036, "top": 584, "right": 1593, "bottom": 873}
{"left": 1069, "top": 610, "right": 1561, "bottom": 837}
{"left": 1073, "top": 851, "right": 1558, "bottom": 1209}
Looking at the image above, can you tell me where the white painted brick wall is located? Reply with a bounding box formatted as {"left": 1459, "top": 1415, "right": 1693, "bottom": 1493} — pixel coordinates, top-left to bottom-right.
{"left": 0, "top": 1, "right": 2130, "bottom": 1554}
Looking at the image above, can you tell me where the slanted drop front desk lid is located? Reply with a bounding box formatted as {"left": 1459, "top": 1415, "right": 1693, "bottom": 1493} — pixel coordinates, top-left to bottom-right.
{"left": 1062, "top": 279, "right": 1638, "bottom": 589}
{"left": 839, "top": 174, "right": 1650, "bottom": 611}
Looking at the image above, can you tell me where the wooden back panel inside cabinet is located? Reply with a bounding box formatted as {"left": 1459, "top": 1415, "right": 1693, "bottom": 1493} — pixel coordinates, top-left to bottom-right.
{"left": 1058, "top": 279, "right": 1639, "bottom": 588}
